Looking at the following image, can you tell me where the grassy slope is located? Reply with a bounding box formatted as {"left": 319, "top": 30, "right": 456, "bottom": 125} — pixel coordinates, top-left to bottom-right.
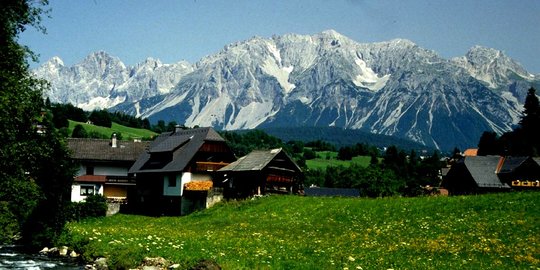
{"left": 62, "top": 192, "right": 539, "bottom": 269}
{"left": 68, "top": 120, "right": 157, "bottom": 140}
{"left": 306, "top": 151, "right": 373, "bottom": 170}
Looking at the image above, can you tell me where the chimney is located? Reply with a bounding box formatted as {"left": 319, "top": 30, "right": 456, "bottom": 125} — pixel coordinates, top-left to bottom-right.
{"left": 175, "top": 124, "right": 182, "bottom": 133}
{"left": 111, "top": 133, "right": 117, "bottom": 148}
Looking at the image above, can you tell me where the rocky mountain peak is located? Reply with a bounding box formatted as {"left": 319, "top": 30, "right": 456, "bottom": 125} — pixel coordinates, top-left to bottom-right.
{"left": 34, "top": 30, "right": 539, "bottom": 150}
{"left": 318, "top": 29, "right": 347, "bottom": 40}
{"left": 453, "top": 45, "right": 533, "bottom": 89}
{"left": 46, "top": 56, "right": 64, "bottom": 67}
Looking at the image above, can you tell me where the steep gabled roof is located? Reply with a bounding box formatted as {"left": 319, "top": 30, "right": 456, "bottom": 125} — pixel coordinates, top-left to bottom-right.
{"left": 129, "top": 127, "right": 226, "bottom": 174}
{"left": 498, "top": 156, "right": 530, "bottom": 173}
{"left": 67, "top": 138, "right": 149, "bottom": 162}
{"left": 219, "top": 148, "right": 302, "bottom": 173}
{"left": 463, "top": 156, "right": 510, "bottom": 189}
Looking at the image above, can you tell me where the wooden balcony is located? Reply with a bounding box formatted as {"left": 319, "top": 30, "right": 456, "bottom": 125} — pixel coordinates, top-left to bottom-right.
{"left": 195, "top": 161, "right": 230, "bottom": 172}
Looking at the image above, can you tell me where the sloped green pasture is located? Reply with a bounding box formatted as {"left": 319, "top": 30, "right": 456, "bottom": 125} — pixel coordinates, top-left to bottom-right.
{"left": 60, "top": 192, "right": 539, "bottom": 269}
{"left": 67, "top": 120, "right": 157, "bottom": 140}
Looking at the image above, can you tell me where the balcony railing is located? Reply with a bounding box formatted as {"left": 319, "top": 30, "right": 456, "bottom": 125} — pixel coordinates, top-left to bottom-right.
{"left": 195, "top": 161, "right": 230, "bottom": 172}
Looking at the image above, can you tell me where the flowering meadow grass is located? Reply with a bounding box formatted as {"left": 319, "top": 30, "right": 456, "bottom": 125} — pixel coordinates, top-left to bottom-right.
{"left": 59, "top": 192, "right": 539, "bottom": 269}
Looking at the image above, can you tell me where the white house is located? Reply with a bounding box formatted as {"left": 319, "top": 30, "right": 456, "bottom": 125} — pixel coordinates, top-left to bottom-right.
{"left": 67, "top": 136, "right": 149, "bottom": 203}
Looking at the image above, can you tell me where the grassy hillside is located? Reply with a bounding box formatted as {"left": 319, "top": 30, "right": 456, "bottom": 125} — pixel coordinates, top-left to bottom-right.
{"left": 67, "top": 120, "right": 157, "bottom": 140}
{"left": 60, "top": 192, "right": 539, "bottom": 269}
{"left": 306, "top": 151, "right": 373, "bottom": 169}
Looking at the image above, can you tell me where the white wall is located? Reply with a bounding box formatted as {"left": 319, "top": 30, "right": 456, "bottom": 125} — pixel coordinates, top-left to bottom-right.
{"left": 162, "top": 172, "right": 213, "bottom": 196}
{"left": 76, "top": 165, "right": 128, "bottom": 176}
{"left": 71, "top": 183, "right": 103, "bottom": 202}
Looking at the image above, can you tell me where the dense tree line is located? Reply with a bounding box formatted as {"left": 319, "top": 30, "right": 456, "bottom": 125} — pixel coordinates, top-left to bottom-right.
{"left": 478, "top": 87, "right": 540, "bottom": 156}
{"left": 337, "top": 143, "right": 379, "bottom": 161}
{"left": 262, "top": 126, "right": 428, "bottom": 151}
{"left": 0, "top": 0, "right": 74, "bottom": 248}
{"left": 88, "top": 109, "right": 112, "bottom": 128}
{"left": 151, "top": 120, "right": 190, "bottom": 133}
{"left": 48, "top": 103, "right": 152, "bottom": 130}
{"left": 304, "top": 146, "right": 443, "bottom": 197}
{"left": 220, "top": 130, "right": 443, "bottom": 197}
{"left": 305, "top": 140, "right": 336, "bottom": 152}
{"left": 49, "top": 102, "right": 87, "bottom": 129}
{"left": 220, "top": 130, "right": 285, "bottom": 157}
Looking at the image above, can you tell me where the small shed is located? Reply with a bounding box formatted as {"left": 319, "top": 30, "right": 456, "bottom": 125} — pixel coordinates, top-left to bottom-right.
{"left": 218, "top": 148, "right": 303, "bottom": 198}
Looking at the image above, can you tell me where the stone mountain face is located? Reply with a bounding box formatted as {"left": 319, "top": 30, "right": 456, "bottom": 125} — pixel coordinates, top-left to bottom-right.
{"left": 34, "top": 30, "right": 539, "bottom": 150}
{"left": 35, "top": 51, "right": 193, "bottom": 111}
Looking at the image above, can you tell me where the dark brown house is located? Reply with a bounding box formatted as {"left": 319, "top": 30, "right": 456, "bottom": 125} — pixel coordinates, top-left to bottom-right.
{"left": 129, "top": 127, "right": 236, "bottom": 216}
{"left": 443, "top": 155, "right": 540, "bottom": 194}
{"left": 498, "top": 156, "right": 540, "bottom": 189}
{"left": 218, "top": 148, "right": 303, "bottom": 198}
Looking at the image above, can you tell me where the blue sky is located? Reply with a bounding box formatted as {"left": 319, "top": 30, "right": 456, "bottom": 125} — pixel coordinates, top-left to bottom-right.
{"left": 20, "top": 0, "right": 540, "bottom": 73}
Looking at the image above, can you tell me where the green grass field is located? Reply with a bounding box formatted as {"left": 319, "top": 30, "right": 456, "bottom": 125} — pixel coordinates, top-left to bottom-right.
{"left": 68, "top": 120, "right": 157, "bottom": 141}
{"left": 59, "top": 192, "right": 539, "bottom": 269}
{"left": 306, "top": 151, "right": 373, "bottom": 169}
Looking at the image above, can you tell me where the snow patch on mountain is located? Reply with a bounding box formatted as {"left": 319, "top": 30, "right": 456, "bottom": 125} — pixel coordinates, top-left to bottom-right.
{"left": 353, "top": 57, "right": 390, "bottom": 91}
{"left": 261, "top": 58, "right": 295, "bottom": 93}
{"left": 78, "top": 95, "right": 126, "bottom": 111}
{"left": 262, "top": 43, "right": 296, "bottom": 93}
{"left": 134, "top": 102, "right": 141, "bottom": 117}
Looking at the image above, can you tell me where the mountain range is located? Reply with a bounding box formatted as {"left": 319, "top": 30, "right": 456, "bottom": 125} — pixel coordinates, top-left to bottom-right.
{"left": 34, "top": 30, "right": 539, "bottom": 150}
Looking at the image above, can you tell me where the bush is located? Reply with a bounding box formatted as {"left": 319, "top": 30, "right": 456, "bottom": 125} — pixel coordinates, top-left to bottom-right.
{"left": 67, "top": 195, "right": 108, "bottom": 221}
{"left": 72, "top": 124, "right": 87, "bottom": 138}
{"left": 0, "top": 201, "right": 19, "bottom": 243}
{"left": 303, "top": 148, "right": 317, "bottom": 160}
{"left": 89, "top": 110, "right": 112, "bottom": 128}
{"left": 81, "top": 195, "right": 108, "bottom": 218}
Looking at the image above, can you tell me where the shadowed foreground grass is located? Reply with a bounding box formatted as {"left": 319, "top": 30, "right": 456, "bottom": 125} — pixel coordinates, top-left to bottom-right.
{"left": 59, "top": 192, "right": 539, "bottom": 269}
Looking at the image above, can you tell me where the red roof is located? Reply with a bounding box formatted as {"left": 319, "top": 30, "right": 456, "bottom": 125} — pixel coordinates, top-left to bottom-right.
{"left": 463, "top": 148, "right": 478, "bottom": 156}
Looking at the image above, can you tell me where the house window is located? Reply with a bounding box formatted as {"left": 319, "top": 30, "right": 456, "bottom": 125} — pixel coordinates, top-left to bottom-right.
{"left": 80, "top": 185, "right": 95, "bottom": 196}
{"left": 86, "top": 166, "right": 94, "bottom": 175}
{"left": 168, "top": 175, "right": 177, "bottom": 187}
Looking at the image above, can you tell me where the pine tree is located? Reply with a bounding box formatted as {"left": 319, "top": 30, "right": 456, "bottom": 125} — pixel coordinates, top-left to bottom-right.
{"left": 518, "top": 87, "right": 540, "bottom": 156}
{"left": 477, "top": 131, "right": 501, "bottom": 156}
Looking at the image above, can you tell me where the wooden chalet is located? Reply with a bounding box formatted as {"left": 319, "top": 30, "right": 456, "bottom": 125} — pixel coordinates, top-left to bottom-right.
{"left": 67, "top": 137, "right": 149, "bottom": 206}
{"left": 129, "top": 127, "right": 236, "bottom": 216}
{"left": 442, "top": 155, "right": 540, "bottom": 194}
{"left": 498, "top": 156, "right": 540, "bottom": 189}
{"left": 218, "top": 148, "right": 303, "bottom": 198}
